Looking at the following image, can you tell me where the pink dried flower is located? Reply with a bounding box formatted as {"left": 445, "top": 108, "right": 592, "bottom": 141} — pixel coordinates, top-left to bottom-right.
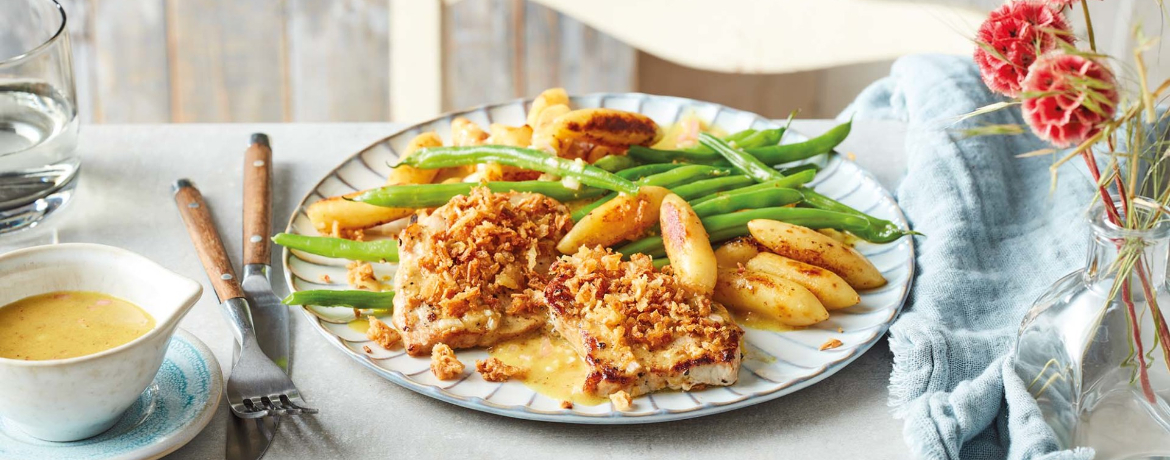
{"left": 974, "top": 1, "right": 1075, "bottom": 97}
{"left": 1020, "top": 52, "right": 1118, "bottom": 148}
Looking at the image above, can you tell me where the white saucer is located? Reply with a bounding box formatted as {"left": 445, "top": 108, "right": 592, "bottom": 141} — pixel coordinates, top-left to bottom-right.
{"left": 0, "top": 330, "right": 223, "bottom": 460}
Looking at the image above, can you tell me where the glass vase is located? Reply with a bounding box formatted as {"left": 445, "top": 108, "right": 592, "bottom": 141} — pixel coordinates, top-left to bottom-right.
{"left": 1015, "top": 200, "right": 1170, "bottom": 459}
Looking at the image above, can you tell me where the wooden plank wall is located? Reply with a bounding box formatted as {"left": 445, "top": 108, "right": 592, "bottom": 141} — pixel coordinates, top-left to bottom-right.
{"left": 47, "top": 0, "right": 633, "bottom": 124}
{"left": 444, "top": 0, "right": 634, "bottom": 110}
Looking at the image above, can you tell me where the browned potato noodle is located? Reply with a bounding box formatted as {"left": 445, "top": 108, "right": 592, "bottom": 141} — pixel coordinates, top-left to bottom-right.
{"left": 746, "top": 253, "right": 860, "bottom": 309}
{"left": 660, "top": 194, "right": 717, "bottom": 295}
{"left": 747, "top": 219, "right": 886, "bottom": 289}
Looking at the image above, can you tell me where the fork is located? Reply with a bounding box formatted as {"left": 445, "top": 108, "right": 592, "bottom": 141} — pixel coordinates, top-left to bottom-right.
{"left": 173, "top": 178, "right": 318, "bottom": 419}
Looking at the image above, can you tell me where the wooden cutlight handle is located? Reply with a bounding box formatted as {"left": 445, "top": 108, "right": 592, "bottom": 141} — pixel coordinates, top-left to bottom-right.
{"left": 243, "top": 133, "right": 273, "bottom": 266}
{"left": 174, "top": 179, "right": 245, "bottom": 301}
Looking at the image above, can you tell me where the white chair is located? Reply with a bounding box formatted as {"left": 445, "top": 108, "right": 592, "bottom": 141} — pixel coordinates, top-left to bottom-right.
{"left": 389, "top": 0, "right": 1154, "bottom": 122}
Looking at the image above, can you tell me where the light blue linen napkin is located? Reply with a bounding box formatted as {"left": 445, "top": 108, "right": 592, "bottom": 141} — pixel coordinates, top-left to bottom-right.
{"left": 841, "top": 54, "right": 1097, "bottom": 460}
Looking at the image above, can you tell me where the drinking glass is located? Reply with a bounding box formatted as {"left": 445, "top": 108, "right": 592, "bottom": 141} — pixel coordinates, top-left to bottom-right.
{"left": 0, "top": 0, "right": 79, "bottom": 233}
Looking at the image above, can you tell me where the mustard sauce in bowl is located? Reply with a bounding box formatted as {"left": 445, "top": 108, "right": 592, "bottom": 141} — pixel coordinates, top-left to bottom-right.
{"left": 0, "top": 291, "right": 155, "bottom": 361}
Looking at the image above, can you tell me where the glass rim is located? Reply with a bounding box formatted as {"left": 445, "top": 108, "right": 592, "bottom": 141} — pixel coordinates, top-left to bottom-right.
{"left": 0, "top": 0, "right": 68, "bottom": 67}
{"left": 1089, "top": 198, "right": 1170, "bottom": 240}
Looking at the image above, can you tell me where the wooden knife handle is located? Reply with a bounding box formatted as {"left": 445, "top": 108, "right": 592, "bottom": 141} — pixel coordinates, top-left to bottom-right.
{"left": 243, "top": 133, "right": 273, "bottom": 266}
{"left": 174, "top": 179, "right": 245, "bottom": 301}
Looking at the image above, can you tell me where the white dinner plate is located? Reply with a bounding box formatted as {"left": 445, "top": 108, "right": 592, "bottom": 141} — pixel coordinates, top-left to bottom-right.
{"left": 282, "top": 93, "right": 914, "bottom": 424}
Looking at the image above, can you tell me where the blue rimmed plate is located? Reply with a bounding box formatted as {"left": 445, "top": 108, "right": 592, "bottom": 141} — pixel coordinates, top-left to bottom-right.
{"left": 0, "top": 330, "right": 222, "bottom": 459}
{"left": 283, "top": 93, "right": 915, "bottom": 424}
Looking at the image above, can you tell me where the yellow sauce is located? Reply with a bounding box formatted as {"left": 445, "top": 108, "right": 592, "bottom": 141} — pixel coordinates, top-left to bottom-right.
{"left": 0, "top": 291, "right": 155, "bottom": 361}
{"left": 347, "top": 317, "right": 371, "bottom": 334}
{"left": 732, "top": 310, "right": 800, "bottom": 333}
{"left": 489, "top": 334, "right": 607, "bottom": 406}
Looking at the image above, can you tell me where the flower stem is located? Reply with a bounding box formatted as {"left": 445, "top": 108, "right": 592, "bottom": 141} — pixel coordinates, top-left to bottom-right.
{"left": 1121, "top": 277, "right": 1156, "bottom": 403}
{"left": 1135, "top": 263, "right": 1170, "bottom": 388}
{"left": 1080, "top": 151, "right": 1157, "bottom": 400}
{"left": 1081, "top": 151, "right": 1121, "bottom": 224}
{"left": 1080, "top": 0, "right": 1097, "bottom": 52}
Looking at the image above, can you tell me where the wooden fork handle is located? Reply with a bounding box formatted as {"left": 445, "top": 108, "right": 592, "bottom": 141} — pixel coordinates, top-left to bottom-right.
{"left": 174, "top": 179, "right": 245, "bottom": 302}
{"left": 243, "top": 133, "right": 273, "bottom": 266}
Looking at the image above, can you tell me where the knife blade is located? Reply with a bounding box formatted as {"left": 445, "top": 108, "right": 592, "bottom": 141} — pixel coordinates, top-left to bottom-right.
{"left": 228, "top": 133, "right": 286, "bottom": 460}
{"left": 225, "top": 410, "right": 279, "bottom": 460}
{"left": 240, "top": 133, "right": 289, "bottom": 371}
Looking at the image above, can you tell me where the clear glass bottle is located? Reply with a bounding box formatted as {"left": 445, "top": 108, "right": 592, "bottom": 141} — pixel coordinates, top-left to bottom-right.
{"left": 1015, "top": 200, "right": 1170, "bottom": 459}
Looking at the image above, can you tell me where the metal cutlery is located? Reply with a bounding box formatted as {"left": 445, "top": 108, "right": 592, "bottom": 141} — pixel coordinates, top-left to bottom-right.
{"left": 240, "top": 133, "right": 289, "bottom": 372}
{"left": 172, "top": 178, "right": 317, "bottom": 420}
{"left": 228, "top": 133, "right": 289, "bottom": 460}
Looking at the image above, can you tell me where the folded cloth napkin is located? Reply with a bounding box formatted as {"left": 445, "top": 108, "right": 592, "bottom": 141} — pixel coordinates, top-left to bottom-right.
{"left": 840, "top": 55, "right": 1096, "bottom": 460}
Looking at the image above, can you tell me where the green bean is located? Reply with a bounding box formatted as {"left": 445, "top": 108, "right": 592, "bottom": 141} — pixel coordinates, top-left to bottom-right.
{"left": 691, "top": 188, "right": 804, "bottom": 218}
{"left": 736, "top": 128, "right": 785, "bottom": 149}
{"left": 282, "top": 290, "right": 395, "bottom": 310}
{"left": 397, "top": 145, "right": 638, "bottom": 194}
{"left": 672, "top": 175, "right": 756, "bottom": 201}
{"left": 798, "top": 187, "right": 917, "bottom": 243}
{"left": 746, "top": 120, "right": 851, "bottom": 165}
{"left": 703, "top": 207, "right": 870, "bottom": 235}
{"left": 699, "top": 133, "right": 785, "bottom": 183}
{"left": 725, "top": 129, "right": 758, "bottom": 143}
{"left": 652, "top": 257, "right": 671, "bottom": 269}
{"left": 273, "top": 233, "right": 398, "bottom": 262}
{"left": 617, "top": 236, "right": 667, "bottom": 258}
{"left": 616, "top": 208, "right": 869, "bottom": 257}
{"left": 779, "top": 163, "right": 821, "bottom": 176}
{"left": 571, "top": 165, "right": 730, "bottom": 221}
{"left": 627, "top": 145, "right": 723, "bottom": 165}
{"left": 628, "top": 121, "right": 853, "bottom": 168}
{"left": 689, "top": 170, "right": 817, "bottom": 206}
{"left": 615, "top": 163, "right": 681, "bottom": 180}
{"left": 593, "top": 155, "right": 640, "bottom": 172}
{"left": 679, "top": 128, "right": 759, "bottom": 154}
{"left": 352, "top": 181, "right": 607, "bottom": 208}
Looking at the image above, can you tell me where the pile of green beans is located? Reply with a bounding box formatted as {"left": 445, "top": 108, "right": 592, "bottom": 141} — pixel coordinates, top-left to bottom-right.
{"left": 283, "top": 290, "right": 395, "bottom": 310}
{"left": 273, "top": 233, "right": 399, "bottom": 263}
{"left": 276, "top": 119, "right": 911, "bottom": 281}
{"left": 397, "top": 145, "right": 638, "bottom": 194}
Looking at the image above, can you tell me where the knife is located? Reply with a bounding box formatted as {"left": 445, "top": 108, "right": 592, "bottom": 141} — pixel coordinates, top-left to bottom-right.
{"left": 226, "top": 133, "right": 286, "bottom": 460}
{"left": 240, "top": 133, "right": 289, "bottom": 371}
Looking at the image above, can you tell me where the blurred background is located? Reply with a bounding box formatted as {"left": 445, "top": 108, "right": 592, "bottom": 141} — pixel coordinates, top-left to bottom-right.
{"left": 55, "top": 0, "right": 1166, "bottom": 124}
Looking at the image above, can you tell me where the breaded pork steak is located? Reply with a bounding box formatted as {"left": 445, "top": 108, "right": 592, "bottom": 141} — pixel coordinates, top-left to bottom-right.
{"left": 392, "top": 187, "right": 572, "bottom": 356}
{"left": 545, "top": 247, "right": 743, "bottom": 397}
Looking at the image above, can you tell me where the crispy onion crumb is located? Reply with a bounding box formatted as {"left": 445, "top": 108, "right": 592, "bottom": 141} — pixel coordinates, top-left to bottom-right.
{"left": 430, "top": 343, "right": 465, "bottom": 380}
{"left": 366, "top": 316, "right": 401, "bottom": 350}
{"left": 610, "top": 390, "right": 633, "bottom": 411}
{"left": 475, "top": 358, "right": 526, "bottom": 382}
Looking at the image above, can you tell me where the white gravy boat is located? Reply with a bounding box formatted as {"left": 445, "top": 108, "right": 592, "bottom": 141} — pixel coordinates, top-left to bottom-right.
{"left": 0, "top": 243, "right": 203, "bottom": 441}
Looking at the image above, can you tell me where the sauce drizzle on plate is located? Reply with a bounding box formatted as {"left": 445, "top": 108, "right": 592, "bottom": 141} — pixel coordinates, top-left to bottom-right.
{"left": 490, "top": 333, "right": 607, "bottom": 407}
